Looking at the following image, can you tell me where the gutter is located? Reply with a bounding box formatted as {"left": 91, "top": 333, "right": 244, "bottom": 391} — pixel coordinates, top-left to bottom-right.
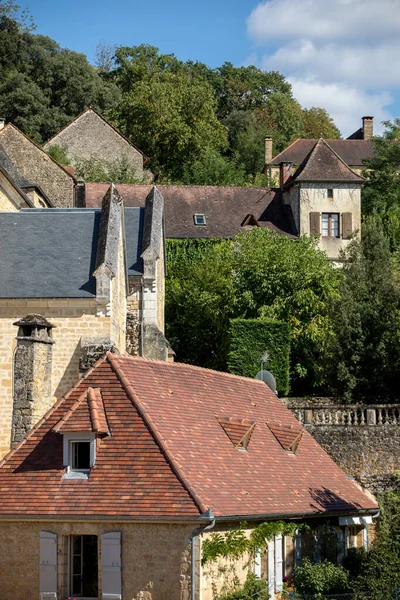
{"left": 190, "top": 509, "right": 215, "bottom": 600}
{"left": 210, "top": 507, "right": 380, "bottom": 523}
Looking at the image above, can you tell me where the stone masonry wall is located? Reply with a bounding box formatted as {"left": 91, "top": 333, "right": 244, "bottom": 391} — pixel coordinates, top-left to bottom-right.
{"left": 0, "top": 520, "right": 193, "bottom": 600}
{"left": 0, "top": 125, "right": 75, "bottom": 207}
{"left": 44, "top": 110, "right": 144, "bottom": 180}
{"left": 285, "top": 399, "right": 400, "bottom": 483}
{"left": 0, "top": 187, "right": 18, "bottom": 211}
{"left": 0, "top": 299, "right": 110, "bottom": 458}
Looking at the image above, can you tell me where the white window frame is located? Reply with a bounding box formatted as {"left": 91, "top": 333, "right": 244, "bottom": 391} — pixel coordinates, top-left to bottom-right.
{"left": 322, "top": 213, "right": 340, "bottom": 238}
{"left": 63, "top": 433, "right": 96, "bottom": 473}
{"left": 194, "top": 214, "right": 206, "bottom": 226}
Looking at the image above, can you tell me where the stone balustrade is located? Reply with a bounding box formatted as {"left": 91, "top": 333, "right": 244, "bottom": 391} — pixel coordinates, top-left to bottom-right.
{"left": 291, "top": 404, "right": 400, "bottom": 427}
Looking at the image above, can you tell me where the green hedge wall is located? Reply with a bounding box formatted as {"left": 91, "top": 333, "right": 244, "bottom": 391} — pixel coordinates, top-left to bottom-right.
{"left": 228, "top": 319, "right": 290, "bottom": 396}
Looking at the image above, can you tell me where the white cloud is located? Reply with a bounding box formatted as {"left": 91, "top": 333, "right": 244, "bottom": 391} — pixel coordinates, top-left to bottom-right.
{"left": 246, "top": 0, "right": 399, "bottom": 136}
{"left": 247, "top": 0, "right": 400, "bottom": 44}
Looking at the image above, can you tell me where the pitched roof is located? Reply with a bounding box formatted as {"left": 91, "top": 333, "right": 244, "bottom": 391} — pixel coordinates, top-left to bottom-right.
{"left": 0, "top": 207, "right": 143, "bottom": 298}
{"left": 289, "top": 139, "right": 365, "bottom": 184}
{"left": 0, "top": 354, "right": 377, "bottom": 519}
{"left": 53, "top": 387, "right": 109, "bottom": 435}
{"left": 44, "top": 108, "right": 149, "bottom": 164}
{"left": 270, "top": 138, "right": 374, "bottom": 168}
{"left": 84, "top": 184, "right": 297, "bottom": 239}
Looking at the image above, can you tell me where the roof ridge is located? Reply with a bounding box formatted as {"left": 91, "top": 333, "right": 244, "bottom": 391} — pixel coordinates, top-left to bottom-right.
{"left": 320, "top": 138, "right": 365, "bottom": 180}
{"left": 110, "top": 353, "right": 267, "bottom": 387}
{"left": 270, "top": 138, "right": 303, "bottom": 163}
{"left": 107, "top": 352, "right": 205, "bottom": 515}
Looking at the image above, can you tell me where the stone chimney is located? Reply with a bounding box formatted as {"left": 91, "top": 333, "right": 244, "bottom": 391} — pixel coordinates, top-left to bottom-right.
{"left": 0, "top": 119, "right": 5, "bottom": 131}
{"left": 264, "top": 136, "right": 273, "bottom": 166}
{"left": 362, "top": 116, "right": 374, "bottom": 140}
{"left": 11, "top": 315, "right": 55, "bottom": 447}
{"left": 280, "top": 161, "right": 293, "bottom": 189}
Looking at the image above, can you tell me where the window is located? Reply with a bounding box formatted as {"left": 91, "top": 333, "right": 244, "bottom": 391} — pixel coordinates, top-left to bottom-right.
{"left": 70, "top": 535, "right": 98, "bottom": 598}
{"left": 322, "top": 213, "right": 339, "bottom": 237}
{"left": 194, "top": 214, "right": 206, "bottom": 225}
{"left": 71, "top": 441, "right": 91, "bottom": 471}
{"left": 63, "top": 433, "right": 95, "bottom": 476}
{"left": 327, "top": 189, "right": 333, "bottom": 199}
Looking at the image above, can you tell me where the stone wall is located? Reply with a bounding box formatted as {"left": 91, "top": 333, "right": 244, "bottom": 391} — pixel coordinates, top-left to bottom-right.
{"left": 0, "top": 520, "right": 193, "bottom": 600}
{"left": 285, "top": 398, "right": 400, "bottom": 483}
{"left": 44, "top": 109, "right": 144, "bottom": 180}
{"left": 0, "top": 299, "right": 110, "bottom": 458}
{"left": 0, "top": 125, "right": 75, "bottom": 208}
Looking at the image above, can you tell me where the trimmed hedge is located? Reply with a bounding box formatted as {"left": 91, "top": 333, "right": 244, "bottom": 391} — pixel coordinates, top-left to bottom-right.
{"left": 228, "top": 319, "right": 290, "bottom": 396}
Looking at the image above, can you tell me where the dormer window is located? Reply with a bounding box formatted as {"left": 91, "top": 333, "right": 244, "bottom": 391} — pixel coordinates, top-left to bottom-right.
{"left": 194, "top": 214, "right": 206, "bottom": 226}
{"left": 63, "top": 433, "right": 96, "bottom": 477}
{"left": 71, "top": 440, "right": 91, "bottom": 471}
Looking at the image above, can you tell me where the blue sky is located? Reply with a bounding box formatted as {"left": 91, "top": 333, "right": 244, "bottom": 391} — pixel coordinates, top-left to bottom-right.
{"left": 23, "top": 0, "right": 399, "bottom": 137}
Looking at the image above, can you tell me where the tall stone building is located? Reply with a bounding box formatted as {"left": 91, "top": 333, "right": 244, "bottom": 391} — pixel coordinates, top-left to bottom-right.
{"left": 0, "top": 185, "right": 170, "bottom": 458}
{"left": 44, "top": 108, "right": 149, "bottom": 181}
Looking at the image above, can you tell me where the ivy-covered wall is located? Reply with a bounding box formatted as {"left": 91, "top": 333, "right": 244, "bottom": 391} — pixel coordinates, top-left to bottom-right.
{"left": 228, "top": 318, "right": 290, "bottom": 396}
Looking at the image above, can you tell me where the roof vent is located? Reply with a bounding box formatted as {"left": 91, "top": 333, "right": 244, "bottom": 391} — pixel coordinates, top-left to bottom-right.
{"left": 218, "top": 417, "right": 256, "bottom": 451}
{"left": 267, "top": 421, "right": 303, "bottom": 454}
{"left": 194, "top": 214, "right": 206, "bottom": 225}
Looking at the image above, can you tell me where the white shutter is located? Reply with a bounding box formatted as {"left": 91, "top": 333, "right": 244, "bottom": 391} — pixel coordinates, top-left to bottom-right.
{"left": 362, "top": 526, "right": 369, "bottom": 551}
{"left": 275, "top": 534, "right": 283, "bottom": 592}
{"left": 294, "top": 530, "right": 302, "bottom": 566}
{"left": 267, "top": 540, "right": 275, "bottom": 598}
{"left": 101, "top": 532, "right": 122, "bottom": 600}
{"left": 254, "top": 548, "right": 262, "bottom": 579}
{"left": 39, "top": 531, "right": 57, "bottom": 599}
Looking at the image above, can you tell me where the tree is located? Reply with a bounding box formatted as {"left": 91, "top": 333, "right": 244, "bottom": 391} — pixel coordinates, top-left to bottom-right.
{"left": 302, "top": 107, "right": 341, "bottom": 139}
{"left": 324, "top": 217, "right": 400, "bottom": 401}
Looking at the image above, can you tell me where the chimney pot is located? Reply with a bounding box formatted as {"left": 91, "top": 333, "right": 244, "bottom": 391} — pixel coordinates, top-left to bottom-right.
{"left": 362, "top": 116, "right": 374, "bottom": 140}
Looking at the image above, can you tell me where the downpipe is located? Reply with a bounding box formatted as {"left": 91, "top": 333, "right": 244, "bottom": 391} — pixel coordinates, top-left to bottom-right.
{"left": 190, "top": 509, "right": 215, "bottom": 600}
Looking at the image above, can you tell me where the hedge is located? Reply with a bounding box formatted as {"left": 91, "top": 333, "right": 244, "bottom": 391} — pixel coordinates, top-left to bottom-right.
{"left": 228, "top": 319, "right": 290, "bottom": 396}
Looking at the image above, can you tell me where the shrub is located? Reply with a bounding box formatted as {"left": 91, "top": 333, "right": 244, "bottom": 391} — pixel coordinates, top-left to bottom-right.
{"left": 215, "top": 573, "right": 269, "bottom": 600}
{"left": 294, "top": 558, "right": 351, "bottom": 599}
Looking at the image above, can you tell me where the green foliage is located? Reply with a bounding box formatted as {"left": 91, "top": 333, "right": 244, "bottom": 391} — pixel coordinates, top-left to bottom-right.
{"left": 46, "top": 144, "right": 70, "bottom": 165}
{"left": 215, "top": 573, "right": 269, "bottom": 600}
{"left": 323, "top": 216, "right": 400, "bottom": 401}
{"left": 301, "top": 107, "right": 341, "bottom": 140}
{"left": 228, "top": 319, "right": 290, "bottom": 395}
{"left": 74, "top": 155, "right": 141, "bottom": 183}
{"left": 178, "top": 150, "right": 266, "bottom": 187}
{"left": 294, "top": 558, "right": 351, "bottom": 599}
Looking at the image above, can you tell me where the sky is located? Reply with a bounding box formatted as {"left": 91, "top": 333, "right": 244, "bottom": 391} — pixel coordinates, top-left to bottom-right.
{"left": 22, "top": 0, "right": 399, "bottom": 138}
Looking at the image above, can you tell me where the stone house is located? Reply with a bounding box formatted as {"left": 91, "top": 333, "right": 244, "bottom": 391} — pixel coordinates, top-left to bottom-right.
{"left": 0, "top": 185, "right": 170, "bottom": 459}
{"left": 44, "top": 108, "right": 149, "bottom": 182}
{"left": 0, "top": 120, "right": 75, "bottom": 207}
{"left": 0, "top": 353, "right": 377, "bottom": 600}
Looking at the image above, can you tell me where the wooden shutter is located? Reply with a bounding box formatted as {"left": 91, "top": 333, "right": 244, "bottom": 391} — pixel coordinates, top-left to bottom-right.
{"left": 39, "top": 531, "right": 57, "bottom": 599}
{"left": 337, "top": 529, "right": 345, "bottom": 563}
{"left": 101, "top": 532, "right": 122, "bottom": 600}
{"left": 342, "top": 213, "right": 353, "bottom": 239}
{"left": 267, "top": 540, "right": 275, "bottom": 598}
{"left": 294, "top": 530, "right": 302, "bottom": 567}
{"left": 310, "top": 212, "right": 321, "bottom": 235}
{"left": 275, "top": 534, "right": 283, "bottom": 592}
{"left": 254, "top": 548, "right": 262, "bottom": 579}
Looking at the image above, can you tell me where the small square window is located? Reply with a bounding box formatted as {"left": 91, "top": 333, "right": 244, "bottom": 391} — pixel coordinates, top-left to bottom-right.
{"left": 63, "top": 434, "right": 95, "bottom": 476}
{"left": 194, "top": 214, "right": 206, "bottom": 225}
{"left": 327, "top": 189, "right": 333, "bottom": 198}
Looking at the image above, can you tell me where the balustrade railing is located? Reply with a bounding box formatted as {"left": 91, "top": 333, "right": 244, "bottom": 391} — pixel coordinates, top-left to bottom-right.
{"left": 292, "top": 405, "right": 400, "bottom": 426}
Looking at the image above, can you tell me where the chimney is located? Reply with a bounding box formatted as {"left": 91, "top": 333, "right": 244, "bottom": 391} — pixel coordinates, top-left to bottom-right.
{"left": 0, "top": 118, "right": 5, "bottom": 131}
{"left": 362, "top": 116, "right": 374, "bottom": 140}
{"left": 280, "top": 161, "right": 293, "bottom": 189}
{"left": 11, "top": 314, "right": 55, "bottom": 447}
{"left": 264, "top": 136, "right": 273, "bottom": 165}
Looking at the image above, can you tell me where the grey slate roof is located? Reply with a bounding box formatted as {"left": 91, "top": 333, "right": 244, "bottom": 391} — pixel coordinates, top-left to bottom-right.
{"left": 0, "top": 208, "right": 143, "bottom": 299}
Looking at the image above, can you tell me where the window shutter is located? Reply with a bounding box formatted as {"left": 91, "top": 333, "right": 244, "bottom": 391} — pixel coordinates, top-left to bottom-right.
{"left": 342, "top": 213, "right": 353, "bottom": 239}
{"left": 275, "top": 534, "right": 283, "bottom": 592}
{"left": 101, "top": 532, "right": 122, "bottom": 600}
{"left": 294, "top": 531, "right": 302, "bottom": 567}
{"left": 39, "top": 531, "right": 57, "bottom": 599}
{"left": 267, "top": 540, "right": 275, "bottom": 598}
{"left": 310, "top": 212, "right": 321, "bottom": 235}
{"left": 337, "top": 530, "right": 345, "bottom": 564}
{"left": 254, "top": 548, "right": 262, "bottom": 579}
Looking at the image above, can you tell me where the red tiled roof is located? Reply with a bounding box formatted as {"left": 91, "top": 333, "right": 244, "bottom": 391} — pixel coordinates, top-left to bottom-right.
{"left": 271, "top": 139, "right": 374, "bottom": 168}
{"left": 84, "top": 184, "right": 297, "bottom": 239}
{"left": 0, "top": 355, "right": 377, "bottom": 520}
{"left": 267, "top": 422, "right": 303, "bottom": 453}
{"left": 218, "top": 417, "right": 256, "bottom": 449}
{"left": 53, "top": 387, "right": 109, "bottom": 435}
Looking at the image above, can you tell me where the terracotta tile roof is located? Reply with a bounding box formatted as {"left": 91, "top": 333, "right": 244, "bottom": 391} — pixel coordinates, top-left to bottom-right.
{"left": 53, "top": 387, "right": 109, "bottom": 435}
{"left": 84, "top": 184, "right": 297, "bottom": 239}
{"left": 288, "top": 139, "right": 365, "bottom": 184}
{"left": 218, "top": 417, "right": 256, "bottom": 450}
{"left": 0, "top": 355, "right": 377, "bottom": 520}
{"left": 271, "top": 138, "right": 374, "bottom": 168}
{"left": 267, "top": 422, "right": 303, "bottom": 453}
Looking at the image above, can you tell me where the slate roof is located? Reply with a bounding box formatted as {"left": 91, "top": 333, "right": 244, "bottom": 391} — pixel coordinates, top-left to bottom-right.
{"left": 270, "top": 139, "right": 374, "bottom": 168}
{"left": 288, "top": 139, "right": 365, "bottom": 184}
{"left": 0, "top": 354, "right": 378, "bottom": 519}
{"left": 84, "top": 184, "right": 297, "bottom": 239}
{"left": 0, "top": 207, "right": 143, "bottom": 299}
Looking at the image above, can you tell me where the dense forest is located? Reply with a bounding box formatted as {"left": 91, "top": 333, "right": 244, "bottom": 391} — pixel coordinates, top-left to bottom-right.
{"left": 0, "top": 1, "right": 340, "bottom": 184}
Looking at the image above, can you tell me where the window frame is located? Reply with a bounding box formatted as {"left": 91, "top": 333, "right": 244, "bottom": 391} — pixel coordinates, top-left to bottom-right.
{"left": 327, "top": 188, "right": 334, "bottom": 199}
{"left": 69, "top": 534, "right": 99, "bottom": 599}
{"left": 194, "top": 213, "right": 206, "bottom": 226}
{"left": 63, "top": 433, "right": 96, "bottom": 474}
{"left": 321, "top": 213, "right": 340, "bottom": 238}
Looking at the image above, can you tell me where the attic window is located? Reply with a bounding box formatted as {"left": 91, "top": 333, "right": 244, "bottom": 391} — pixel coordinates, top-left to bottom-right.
{"left": 71, "top": 441, "right": 91, "bottom": 470}
{"left": 218, "top": 417, "right": 256, "bottom": 451}
{"left": 194, "top": 214, "right": 206, "bottom": 226}
{"left": 327, "top": 189, "right": 333, "bottom": 199}
{"left": 267, "top": 422, "right": 303, "bottom": 454}
{"left": 62, "top": 433, "right": 96, "bottom": 477}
